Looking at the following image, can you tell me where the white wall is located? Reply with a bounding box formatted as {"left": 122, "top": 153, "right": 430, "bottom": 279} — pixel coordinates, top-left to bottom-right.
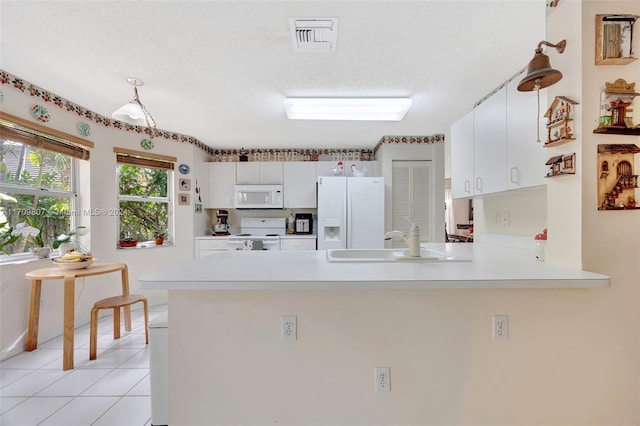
{"left": 0, "top": 84, "right": 203, "bottom": 360}
{"left": 474, "top": 187, "right": 547, "bottom": 237}
{"left": 579, "top": 2, "right": 640, "bottom": 421}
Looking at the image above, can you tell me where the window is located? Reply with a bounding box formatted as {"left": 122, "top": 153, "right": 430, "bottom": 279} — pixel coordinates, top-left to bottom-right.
{"left": 0, "top": 115, "right": 90, "bottom": 257}
{"left": 115, "top": 148, "right": 175, "bottom": 246}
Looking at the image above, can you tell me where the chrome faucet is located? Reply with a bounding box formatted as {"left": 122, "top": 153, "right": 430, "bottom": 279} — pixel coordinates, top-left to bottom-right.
{"left": 384, "top": 218, "right": 421, "bottom": 257}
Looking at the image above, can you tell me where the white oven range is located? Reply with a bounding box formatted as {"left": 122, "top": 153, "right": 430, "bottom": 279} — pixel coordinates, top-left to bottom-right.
{"left": 227, "top": 217, "right": 286, "bottom": 251}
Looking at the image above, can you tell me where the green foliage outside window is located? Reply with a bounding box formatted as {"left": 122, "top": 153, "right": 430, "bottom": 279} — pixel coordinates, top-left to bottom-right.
{"left": 1, "top": 140, "right": 73, "bottom": 255}
{"left": 118, "top": 165, "right": 169, "bottom": 242}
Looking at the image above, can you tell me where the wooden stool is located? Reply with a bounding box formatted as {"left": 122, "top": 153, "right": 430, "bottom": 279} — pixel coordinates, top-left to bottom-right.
{"left": 90, "top": 294, "right": 149, "bottom": 360}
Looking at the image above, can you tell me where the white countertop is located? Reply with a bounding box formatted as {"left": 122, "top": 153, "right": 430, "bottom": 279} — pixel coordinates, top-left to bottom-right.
{"left": 138, "top": 243, "right": 609, "bottom": 290}
{"left": 195, "top": 234, "right": 316, "bottom": 239}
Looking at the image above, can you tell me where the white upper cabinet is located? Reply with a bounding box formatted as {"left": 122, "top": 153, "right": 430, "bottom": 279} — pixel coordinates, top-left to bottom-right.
{"left": 451, "top": 74, "right": 546, "bottom": 199}
{"left": 283, "top": 162, "right": 317, "bottom": 208}
{"left": 207, "top": 162, "right": 236, "bottom": 208}
{"left": 505, "top": 75, "right": 547, "bottom": 189}
{"left": 473, "top": 85, "right": 507, "bottom": 195}
{"left": 236, "top": 162, "right": 283, "bottom": 184}
{"left": 450, "top": 109, "right": 475, "bottom": 199}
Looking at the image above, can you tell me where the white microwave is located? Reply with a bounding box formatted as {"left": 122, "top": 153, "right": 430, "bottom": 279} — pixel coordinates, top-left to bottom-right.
{"left": 234, "top": 184, "right": 284, "bottom": 209}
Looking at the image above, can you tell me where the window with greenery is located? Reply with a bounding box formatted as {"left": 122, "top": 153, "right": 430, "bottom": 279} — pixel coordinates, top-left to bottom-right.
{"left": 116, "top": 149, "right": 173, "bottom": 245}
{"left": 0, "top": 118, "right": 89, "bottom": 256}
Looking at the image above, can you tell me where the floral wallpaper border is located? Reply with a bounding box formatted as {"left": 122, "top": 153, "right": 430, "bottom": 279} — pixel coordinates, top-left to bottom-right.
{"left": 374, "top": 134, "right": 445, "bottom": 154}
{"left": 0, "top": 70, "right": 214, "bottom": 154}
{"left": 1, "top": 70, "right": 444, "bottom": 159}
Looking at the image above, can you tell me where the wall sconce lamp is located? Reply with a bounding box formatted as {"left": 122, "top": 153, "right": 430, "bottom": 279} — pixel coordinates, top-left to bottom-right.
{"left": 517, "top": 40, "right": 567, "bottom": 142}
{"left": 112, "top": 77, "right": 158, "bottom": 137}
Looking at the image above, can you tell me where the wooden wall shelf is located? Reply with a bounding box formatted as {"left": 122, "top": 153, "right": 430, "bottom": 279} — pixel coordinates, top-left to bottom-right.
{"left": 544, "top": 137, "right": 575, "bottom": 147}
{"left": 593, "top": 127, "right": 640, "bottom": 136}
{"left": 596, "top": 57, "right": 637, "bottom": 66}
{"left": 545, "top": 172, "right": 575, "bottom": 178}
{"left": 595, "top": 14, "right": 638, "bottom": 65}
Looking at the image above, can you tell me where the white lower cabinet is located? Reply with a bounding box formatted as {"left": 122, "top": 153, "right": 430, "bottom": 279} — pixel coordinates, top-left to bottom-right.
{"left": 195, "top": 237, "right": 228, "bottom": 258}
{"left": 280, "top": 237, "right": 317, "bottom": 250}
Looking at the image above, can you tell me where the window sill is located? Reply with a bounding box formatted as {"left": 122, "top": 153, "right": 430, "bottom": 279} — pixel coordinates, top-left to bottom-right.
{"left": 0, "top": 252, "right": 59, "bottom": 266}
{"left": 116, "top": 242, "right": 174, "bottom": 250}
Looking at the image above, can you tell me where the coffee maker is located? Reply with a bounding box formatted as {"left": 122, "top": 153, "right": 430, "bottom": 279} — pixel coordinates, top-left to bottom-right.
{"left": 213, "top": 210, "right": 230, "bottom": 235}
{"left": 295, "top": 213, "right": 313, "bottom": 234}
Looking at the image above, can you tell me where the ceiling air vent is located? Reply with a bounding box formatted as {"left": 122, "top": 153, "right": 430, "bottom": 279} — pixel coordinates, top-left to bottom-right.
{"left": 289, "top": 18, "right": 338, "bottom": 51}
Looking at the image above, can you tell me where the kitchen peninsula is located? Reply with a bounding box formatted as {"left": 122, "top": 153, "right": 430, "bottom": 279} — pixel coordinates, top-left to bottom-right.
{"left": 140, "top": 243, "right": 608, "bottom": 290}
{"left": 139, "top": 243, "right": 608, "bottom": 425}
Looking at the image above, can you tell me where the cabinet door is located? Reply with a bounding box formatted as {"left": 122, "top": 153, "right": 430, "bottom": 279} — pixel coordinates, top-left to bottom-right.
{"left": 259, "top": 162, "right": 283, "bottom": 184}
{"left": 207, "top": 162, "right": 236, "bottom": 208}
{"left": 280, "top": 238, "right": 317, "bottom": 250}
{"left": 450, "top": 109, "right": 475, "bottom": 199}
{"left": 194, "top": 238, "right": 228, "bottom": 258}
{"left": 236, "top": 162, "right": 260, "bottom": 184}
{"left": 506, "top": 76, "right": 547, "bottom": 189}
{"left": 473, "top": 85, "right": 507, "bottom": 195}
{"left": 284, "top": 162, "right": 317, "bottom": 208}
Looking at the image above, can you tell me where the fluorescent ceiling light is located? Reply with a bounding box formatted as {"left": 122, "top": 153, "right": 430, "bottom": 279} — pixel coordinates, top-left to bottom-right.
{"left": 283, "top": 98, "right": 412, "bottom": 121}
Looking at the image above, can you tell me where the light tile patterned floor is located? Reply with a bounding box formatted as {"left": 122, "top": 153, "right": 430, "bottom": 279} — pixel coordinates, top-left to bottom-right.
{"left": 0, "top": 304, "right": 167, "bottom": 426}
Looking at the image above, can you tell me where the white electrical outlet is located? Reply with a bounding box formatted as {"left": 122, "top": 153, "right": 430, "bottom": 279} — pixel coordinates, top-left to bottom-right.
{"left": 281, "top": 315, "right": 297, "bottom": 341}
{"left": 492, "top": 315, "right": 509, "bottom": 340}
{"left": 502, "top": 210, "right": 511, "bottom": 228}
{"left": 375, "top": 367, "right": 391, "bottom": 392}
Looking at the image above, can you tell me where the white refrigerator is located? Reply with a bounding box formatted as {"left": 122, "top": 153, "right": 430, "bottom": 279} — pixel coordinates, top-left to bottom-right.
{"left": 317, "top": 176, "right": 385, "bottom": 250}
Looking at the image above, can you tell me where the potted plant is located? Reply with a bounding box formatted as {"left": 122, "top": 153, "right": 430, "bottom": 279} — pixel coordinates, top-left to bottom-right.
{"left": 119, "top": 237, "right": 138, "bottom": 248}
{"left": 152, "top": 222, "right": 166, "bottom": 245}
{"left": 154, "top": 232, "right": 165, "bottom": 246}
{"left": 0, "top": 222, "right": 20, "bottom": 255}
{"left": 53, "top": 226, "right": 89, "bottom": 254}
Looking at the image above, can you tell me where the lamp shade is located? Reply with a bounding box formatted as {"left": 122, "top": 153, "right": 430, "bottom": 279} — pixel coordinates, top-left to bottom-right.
{"left": 112, "top": 101, "right": 147, "bottom": 125}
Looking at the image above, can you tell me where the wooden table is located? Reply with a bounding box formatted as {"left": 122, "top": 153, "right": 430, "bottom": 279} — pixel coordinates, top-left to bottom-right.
{"left": 25, "top": 262, "right": 131, "bottom": 370}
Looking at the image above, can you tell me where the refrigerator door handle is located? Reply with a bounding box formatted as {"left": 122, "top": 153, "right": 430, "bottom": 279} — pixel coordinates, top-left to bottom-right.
{"left": 346, "top": 190, "right": 352, "bottom": 249}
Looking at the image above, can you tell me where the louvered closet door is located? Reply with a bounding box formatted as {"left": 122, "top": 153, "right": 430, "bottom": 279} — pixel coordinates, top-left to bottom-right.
{"left": 391, "top": 161, "right": 432, "bottom": 248}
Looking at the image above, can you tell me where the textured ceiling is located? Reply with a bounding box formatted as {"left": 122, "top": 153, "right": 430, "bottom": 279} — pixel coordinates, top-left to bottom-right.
{"left": 1, "top": 1, "right": 546, "bottom": 150}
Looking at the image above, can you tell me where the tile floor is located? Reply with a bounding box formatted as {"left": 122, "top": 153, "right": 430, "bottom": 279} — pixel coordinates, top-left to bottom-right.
{"left": 0, "top": 304, "right": 167, "bottom": 426}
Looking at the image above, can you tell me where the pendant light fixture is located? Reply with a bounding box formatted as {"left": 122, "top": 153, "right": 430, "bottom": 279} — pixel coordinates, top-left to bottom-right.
{"left": 517, "top": 40, "right": 567, "bottom": 142}
{"left": 112, "top": 77, "right": 157, "bottom": 137}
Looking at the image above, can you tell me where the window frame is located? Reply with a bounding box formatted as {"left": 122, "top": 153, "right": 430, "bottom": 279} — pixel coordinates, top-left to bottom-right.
{"left": 115, "top": 148, "right": 175, "bottom": 248}
{"left": 0, "top": 135, "right": 80, "bottom": 262}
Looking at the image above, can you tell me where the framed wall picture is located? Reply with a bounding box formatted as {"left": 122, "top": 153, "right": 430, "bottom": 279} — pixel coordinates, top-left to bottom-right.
{"left": 179, "top": 178, "right": 191, "bottom": 191}
{"left": 595, "top": 14, "right": 638, "bottom": 65}
{"left": 195, "top": 203, "right": 203, "bottom": 213}
{"left": 178, "top": 193, "right": 190, "bottom": 205}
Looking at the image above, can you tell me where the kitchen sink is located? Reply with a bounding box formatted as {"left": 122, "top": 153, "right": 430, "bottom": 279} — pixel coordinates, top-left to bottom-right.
{"left": 326, "top": 248, "right": 470, "bottom": 262}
